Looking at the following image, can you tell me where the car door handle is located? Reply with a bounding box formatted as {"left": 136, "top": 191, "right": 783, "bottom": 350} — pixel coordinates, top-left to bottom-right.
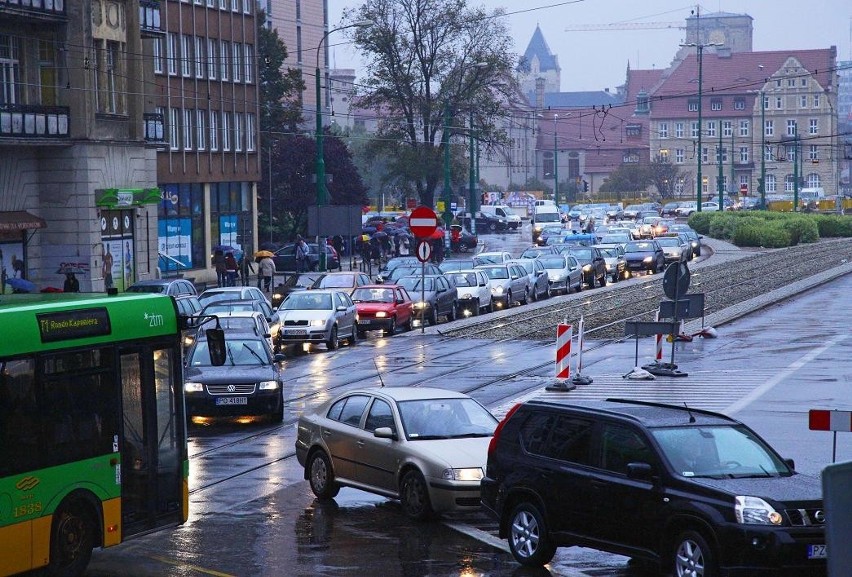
{"left": 322, "top": 429, "right": 332, "bottom": 437}
{"left": 356, "top": 440, "right": 365, "bottom": 447}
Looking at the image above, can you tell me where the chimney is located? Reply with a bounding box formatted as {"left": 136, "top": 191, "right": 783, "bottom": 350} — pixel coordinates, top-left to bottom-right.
{"left": 536, "top": 77, "right": 545, "bottom": 109}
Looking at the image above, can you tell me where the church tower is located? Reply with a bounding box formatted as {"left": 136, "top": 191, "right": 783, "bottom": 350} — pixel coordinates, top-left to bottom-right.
{"left": 517, "top": 25, "right": 561, "bottom": 95}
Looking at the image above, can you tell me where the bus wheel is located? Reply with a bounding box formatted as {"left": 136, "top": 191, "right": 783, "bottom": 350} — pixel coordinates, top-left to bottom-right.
{"left": 47, "top": 499, "right": 96, "bottom": 577}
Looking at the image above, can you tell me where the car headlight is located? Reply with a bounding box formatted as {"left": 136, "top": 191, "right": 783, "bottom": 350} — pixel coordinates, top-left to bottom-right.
{"left": 414, "top": 301, "right": 427, "bottom": 309}
{"left": 735, "top": 496, "right": 783, "bottom": 525}
{"left": 691, "top": 241, "right": 699, "bottom": 248}
{"left": 258, "top": 380, "right": 279, "bottom": 390}
{"left": 491, "top": 286, "right": 504, "bottom": 295}
{"left": 184, "top": 335, "right": 196, "bottom": 347}
{"left": 441, "top": 467, "right": 484, "bottom": 481}
{"left": 534, "top": 226, "right": 543, "bottom": 233}
{"left": 375, "top": 311, "right": 387, "bottom": 318}
{"left": 185, "top": 382, "right": 204, "bottom": 393}
{"left": 643, "top": 256, "right": 653, "bottom": 263}
{"left": 309, "top": 319, "right": 326, "bottom": 327}
{"left": 606, "top": 263, "right": 614, "bottom": 270}
{"left": 582, "top": 264, "right": 591, "bottom": 272}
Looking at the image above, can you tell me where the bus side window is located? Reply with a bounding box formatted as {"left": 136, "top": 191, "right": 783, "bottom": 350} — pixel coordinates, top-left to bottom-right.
{"left": 0, "top": 359, "right": 40, "bottom": 476}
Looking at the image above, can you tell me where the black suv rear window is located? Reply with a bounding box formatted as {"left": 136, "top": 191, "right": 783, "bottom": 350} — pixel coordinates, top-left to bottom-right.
{"left": 520, "top": 412, "right": 593, "bottom": 465}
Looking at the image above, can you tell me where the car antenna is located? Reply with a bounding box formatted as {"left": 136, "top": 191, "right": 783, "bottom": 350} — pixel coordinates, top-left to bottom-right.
{"left": 683, "top": 402, "right": 696, "bottom": 423}
{"left": 374, "top": 358, "right": 385, "bottom": 388}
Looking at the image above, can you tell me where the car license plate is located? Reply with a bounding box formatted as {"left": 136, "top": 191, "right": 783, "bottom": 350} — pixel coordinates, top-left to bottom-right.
{"left": 358, "top": 319, "right": 371, "bottom": 325}
{"left": 807, "top": 544, "right": 827, "bottom": 559}
{"left": 285, "top": 328, "right": 307, "bottom": 335}
{"left": 215, "top": 397, "right": 248, "bottom": 406}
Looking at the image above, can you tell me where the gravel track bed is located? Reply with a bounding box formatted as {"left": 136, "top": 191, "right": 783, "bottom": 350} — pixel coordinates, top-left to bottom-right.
{"left": 441, "top": 238, "right": 852, "bottom": 342}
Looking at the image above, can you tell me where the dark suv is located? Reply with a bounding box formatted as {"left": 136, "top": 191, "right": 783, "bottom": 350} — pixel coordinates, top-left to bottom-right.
{"left": 481, "top": 398, "right": 826, "bottom": 577}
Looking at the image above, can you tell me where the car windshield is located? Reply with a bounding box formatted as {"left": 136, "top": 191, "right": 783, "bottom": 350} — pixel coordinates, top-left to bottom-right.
{"left": 625, "top": 242, "right": 655, "bottom": 253}
{"left": 440, "top": 261, "right": 475, "bottom": 273}
{"left": 388, "top": 267, "right": 419, "bottom": 281}
{"left": 190, "top": 338, "right": 270, "bottom": 366}
{"left": 281, "top": 292, "right": 333, "bottom": 310}
{"left": 351, "top": 288, "right": 395, "bottom": 303}
{"left": 535, "top": 212, "right": 561, "bottom": 223}
{"left": 284, "top": 274, "right": 319, "bottom": 288}
{"left": 317, "top": 275, "right": 355, "bottom": 288}
{"left": 539, "top": 256, "right": 567, "bottom": 269}
{"left": 652, "top": 425, "right": 791, "bottom": 479}
{"left": 600, "top": 234, "right": 630, "bottom": 244}
{"left": 481, "top": 267, "right": 509, "bottom": 279}
{"left": 599, "top": 248, "right": 620, "bottom": 258}
{"left": 514, "top": 261, "right": 534, "bottom": 274}
{"left": 569, "top": 248, "right": 592, "bottom": 260}
{"left": 447, "top": 272, "right": 477, "bottom": 287}
{"left": 656, "top": 237, "right": 681, "bottom": 247}
{"left": 126, "top": 285, "right": 166, "bottom": 293}
{"left": 397, "top": 398, "right": 498, "bottom": 440}
{"left": 398, "top": 277, "right": 434, "bottom": 292}
{"left": 474, "top": 254, "right": 503, "bottom": 265}
{"left": 218, "top": 317, "right": 261, "bottom": 332}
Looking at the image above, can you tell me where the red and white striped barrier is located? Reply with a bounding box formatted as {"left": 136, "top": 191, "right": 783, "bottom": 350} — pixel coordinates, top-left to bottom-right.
{"left": 655, "top": 309, "right": 664, "bottom": 362}
{"left": 809, "top": 410, "right": 852, "bottom": 431}
{"left": 555, "top": 323, "right": 572, "bottom": 379}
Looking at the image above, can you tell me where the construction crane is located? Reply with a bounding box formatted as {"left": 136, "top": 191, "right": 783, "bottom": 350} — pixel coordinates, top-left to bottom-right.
{"left": 564, "top": 22, "right": 685, "bottom": 32}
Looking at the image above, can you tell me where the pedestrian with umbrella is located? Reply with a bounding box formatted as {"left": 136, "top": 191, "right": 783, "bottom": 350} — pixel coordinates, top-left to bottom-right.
{"left": 255, "top": 250, "right": 275, "bottom": 292}
{"left": 63, "top": 273, "right": 80, "bottom": 293}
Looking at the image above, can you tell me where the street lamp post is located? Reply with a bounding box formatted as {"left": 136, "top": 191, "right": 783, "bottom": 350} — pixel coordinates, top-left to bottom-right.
{"left": 553, "top": 114, "right": 559, "bottom": 206}
{"left": 468, "top": 110, "right": 477, "bottom": 234}
{"left": 760, "top": 91, "right": 766, "bottom": 210}
{"left": 315, "top": 20, "right": 371, "bottom": 270}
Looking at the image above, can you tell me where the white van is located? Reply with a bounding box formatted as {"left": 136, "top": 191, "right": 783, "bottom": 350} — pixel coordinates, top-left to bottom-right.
{"left": 480, "top": 205, "right": 521, "bottom": 230}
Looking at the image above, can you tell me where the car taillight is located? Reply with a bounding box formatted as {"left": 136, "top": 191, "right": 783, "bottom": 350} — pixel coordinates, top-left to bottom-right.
{"left": 488, "top": 403, "right": 522, "bottom": 457}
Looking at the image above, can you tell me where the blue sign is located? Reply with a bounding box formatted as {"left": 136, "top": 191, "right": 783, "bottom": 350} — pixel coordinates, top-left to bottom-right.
{"left": 158, "top": 217, "right": 192, "bottom": 272}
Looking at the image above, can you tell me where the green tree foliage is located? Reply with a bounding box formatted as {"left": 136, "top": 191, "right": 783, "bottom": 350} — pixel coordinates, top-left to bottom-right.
{"left": 598, "top": 164, "right": 650, "bottom": 194}
{"left": 343, "top": 0, "right": 519, "bottom": 208}
{"left": 648, "top": 156, "right": 684, "bottom": 199}
{"left": 257, "top": 12, "right": 304, "bottom": 138}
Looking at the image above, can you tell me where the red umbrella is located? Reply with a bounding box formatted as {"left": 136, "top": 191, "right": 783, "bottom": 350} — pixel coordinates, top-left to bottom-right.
{"left": 427, "top": 227, "right": 445, "bottom": 240}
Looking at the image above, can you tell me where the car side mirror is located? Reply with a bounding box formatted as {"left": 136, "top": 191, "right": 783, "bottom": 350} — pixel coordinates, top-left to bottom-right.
{"left": 273, "top": 353, "right": 286, "bottom": 363}
{"left": 336, "top": 305, "right": 347, "bottom": 312}
{"left": 396, "top": 298, "right": 405, "bottom": 304}
{"left": 626, "top": 462, "right": 654, "bottom": 481}
{"left": 784, "top": 457, "right": 795, "bottom": 471}
{"left": 374, "top": 427, "right": 398, "bottom": 440}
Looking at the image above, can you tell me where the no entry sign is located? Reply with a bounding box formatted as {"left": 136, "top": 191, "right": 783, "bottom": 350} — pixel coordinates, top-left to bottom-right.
{"left": 409, "top": 206, "right": 439, "bottom": 238}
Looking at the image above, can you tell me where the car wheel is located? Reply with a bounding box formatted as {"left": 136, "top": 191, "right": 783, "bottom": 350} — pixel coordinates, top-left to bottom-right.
{"left": 308, "top": 451, "right": 340, "bottom": 499}
{"left": 489, "top": 221, "right": 497, "bottom": 232}
{"left": 472, "top": 299, "right": 480, "bottom": 316}
{"left": 349, "top": 325, "right": 357, "bottom": 345}
{"left": 357, "top": 329, "right": 367, "bottom": 338}
{"left": 400, "top": 469, "right": 433, "bottom": 520}
{"left": 521, "top": 288, "right": 529, "bottom": 305}
{"left": 384, "top": 317, "right": 396, "bottom": 336}
{"left": 506, "top": 290, "right": 512, "bottom": 307}
{"left": 599, "top": 272, "right": 607, "bottom": 287}
{"left": 672, "top": 530, "right": 716, "bottom": 577}
{"left": 458, "top": 244, "right": 469, "bottom": 253}
{"left": 487, "top": 300, "right": 494, "bottom": 313}
{"left": 507, "top": 501, "right": 556, "bottom": 567}
{"left": 47, "top": 499, "right": 96, "bottom": 577}
{"left": 404, "top": 315, "right": 414, "bottom": 332}
{"left": 272, "top": 393, "right": 284, "bottom": 422}
{"left": 447, "top": 303, "right": 457, "bottom": 322}
{"left": 428, "top": 307, "right": 438, "bottom": 326}
{"left": 586, "top": 274, "right": 595, "bottom": 289}
{"left": 326, "top": 326, "right": 338, "bottom": 350}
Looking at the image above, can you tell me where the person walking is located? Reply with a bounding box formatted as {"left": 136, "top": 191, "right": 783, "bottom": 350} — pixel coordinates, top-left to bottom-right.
{"left": 295, "top": 235, "right": 309, "bottom": 272}
{"left": 259, "top": 255, "right": 275, "bottom": 292}
{"left": 63, "top": 272, "right": 80, "bottom": 292}
{"left": 331, "top": 235, "right": 344, "bottom": 270}
{"left": 224, "top": 252, "right": 239, "bottom": 286}
{"left": 239, "top": 253, "right": 254, "bottom": 287}
{"left": 212, "top": 249, "right": 227, "bottom": 287}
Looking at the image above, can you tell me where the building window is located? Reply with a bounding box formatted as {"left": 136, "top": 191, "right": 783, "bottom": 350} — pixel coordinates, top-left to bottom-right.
{"left": 234, "top": 113, "right": 244, "bottom": 152}
{"left": 675, "top": 177, "right": 685, "bottom": 194}
{"left": 813, "top": 94, "right": 820, "bottom": 108}
{"left": 809, "top": 145, "right": 819, "bottom": 161}
{"left": 739, "top": 119, "right": 749, "bottom": 136}
{"left": 786, "top": 119, "right": 797, "bottom": 137}
{"left": 707, "top": 122, "right": 716, "bottom": 137}
{"left": 710, "top": 99, "right": 722, "bottom": 111}
{"left": 152, "top": 36, "right": 164, "bottom": 74}
{"left": 764, "top": 120, "right": 774, "bottom": 137}
{"left": 733, "top": 98, "right": 745, "bottom": 110}
{"left": 181, "top": 35, "right": 192, "bottom": 77}
{"left": 715, "top": 147, "right": 727, "bottom": 163}
{"left": 775, "top": 96, "right": 782, "bottom": 109}
{"left": 625, "top": 124, "right": 641, "bottom": 137}
{"left": 218, "top": 0, "right": 226, "bottom": 9}
{"left": 675, "top": 148, "right": 684, "bottom": 164}
{"left": 246, "top": 113, "right": 256, "bottom": 151}
{"left": 800, "top": 95, "right": 807, "bottom": 108}
{"left": 209, "top": 111, "right": 219, "bottom": 151}
{"left": 675, "top": 122, "right": 684, "bottom": 138}
{"left": 207, "top": 39, "right": 217, "bottom": 79}
{"left": 688, "top": 99, "right": 698, "bottom": 112}
{"left": 763, "top": 95, "right": 769, "bottom": 109}
{"left": 701, "top": 147, "right": 708, "bottom": 163}
{"left": 807, "top": 173, "right": 821, "bottom": 188}
{"left": 691, "top": 121, "right": 699, "bottom": 138}
{"left": 220, "top": 41, "right": 229, "bottom": 81}
{"left": 244, "top": 44, "right": 254, "bottom": 83}
{"left": 801, "top": 78, "right": 807, "bottom": 87}
{"left": 167, "top": 33, "right": 178, "bottom": 75}
{"left": 764, "top": 144, "right": 773, "bottom": 161}
{"left": 222, "top": 111, "right": 231, "bottom": 151}
{"left": 183, "top": 108, "right": 193, "bottom": 150}
{"left": 296, "top": 26, "right": 303, "bottom": 63}
{"left": 765, "top": 174, "right": 776, "bottom": 193}
{"left": 0, "top": 35, "right": 21, "bottom": 105}
{"left": 169, "top": 107, "right": 179, "bottom": 150}
{"left": 231, "top": 0, "right": 240, "bottom": 12}
{"left": 623, "top": 151, "right": 639, "bottom": 163}
{"left": 775, "top": 79, "right": 781, "bottom": 88}
{"left": 196, "top": 110, "right": 206, "bottom": 150}
{"left": 787, "top": 78, "right": 795, "bottom": 87}
{"left": 195, "top": 37, "right": 205, "bottom": 79}
{"left": 785, "top": 174, "right": 795, "bottom": 192}
{"left": 232, "top": 43, "right": 242, "bottom": 82}
{"left": 722, "top": 121, "right": 732, "bottom": 137}
{"left": 809, "top": 118, "right": 818, "bottom": 135}
{"left": 739, "top": 146, "right": 749, "bottom": 163}
{"left": 659, "top": 149, "right": 669, "bottom": 161}
{"left": 658, "top": 122, "right": 668, "bottom": 138}
{"left": 786, "top": 145, "right": 797, "bottom": 162}
{"left": 94, "top": 40, "right": 126, "bottom": 115}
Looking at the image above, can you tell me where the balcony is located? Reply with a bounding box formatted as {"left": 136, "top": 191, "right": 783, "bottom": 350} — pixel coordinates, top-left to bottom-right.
{"left": 140, "top": 0, "right": 164, "bottom": 37}
{"left": 0, "top": 104, "right": 69, "bottom": 140}
{"left": 144, "top": 112, "right": 166, "bottom": 143}
{"left": 0, "top": 0, "right": 67, "bottom": 21}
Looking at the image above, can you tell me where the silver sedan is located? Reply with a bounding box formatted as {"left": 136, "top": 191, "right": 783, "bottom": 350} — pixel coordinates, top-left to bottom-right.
{"left": 295, "top": 387, "right": 498, "bottom": 520}
{"left": 538, "top": 254, "right": 583, "bottom": 295}
{"left": 276, "top": 289, "right": 358, "bottom": 350}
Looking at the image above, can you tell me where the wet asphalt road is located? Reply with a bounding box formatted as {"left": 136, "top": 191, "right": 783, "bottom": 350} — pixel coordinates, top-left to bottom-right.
{"left": 86, "top": 231, "right": 851, "bottom": 577}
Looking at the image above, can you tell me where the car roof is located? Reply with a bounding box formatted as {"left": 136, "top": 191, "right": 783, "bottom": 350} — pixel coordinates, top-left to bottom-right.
{"left": 521, "top": 398, "right": 736, "bottom": 428}
{"left": 340, "top": 386, "right": 471, "bottom": 402}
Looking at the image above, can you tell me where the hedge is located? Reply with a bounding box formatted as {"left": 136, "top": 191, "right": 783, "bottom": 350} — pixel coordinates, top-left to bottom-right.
{"left": 687, "top": 211, "right": 850, "bottom": 248}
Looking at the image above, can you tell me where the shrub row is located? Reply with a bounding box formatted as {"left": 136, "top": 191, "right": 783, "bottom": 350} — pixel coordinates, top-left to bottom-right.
{"left": 687, "top": 211, "right": 852, "bottom": 248}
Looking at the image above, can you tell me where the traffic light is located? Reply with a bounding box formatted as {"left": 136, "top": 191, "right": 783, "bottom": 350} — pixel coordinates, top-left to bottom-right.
{"left": 583, "top": 180, "right": 589, "bottom": 193}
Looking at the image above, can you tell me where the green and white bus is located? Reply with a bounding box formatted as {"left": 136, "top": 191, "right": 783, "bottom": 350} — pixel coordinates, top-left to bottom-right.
{"left": 0, "top": 292, "right": 196, "bottom": 577}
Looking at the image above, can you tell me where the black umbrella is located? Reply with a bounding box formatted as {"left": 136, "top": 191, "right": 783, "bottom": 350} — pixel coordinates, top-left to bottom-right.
{"left": 56, "top": 265, "right": 87, "bottom": 275}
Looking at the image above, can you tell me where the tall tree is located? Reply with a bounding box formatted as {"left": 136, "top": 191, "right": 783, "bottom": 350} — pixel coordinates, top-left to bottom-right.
{"left": 598, "top": 164, "right": 650, "bottom": 194}
{"left": 648, "top": 155, "right": 684, "bottom": 200}
{"left": 343, "top": 0, "right": 518, "bottom": 208}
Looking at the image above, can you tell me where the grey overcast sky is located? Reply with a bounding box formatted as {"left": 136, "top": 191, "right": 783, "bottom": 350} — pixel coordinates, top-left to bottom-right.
{"left": 325, "top": 0, "right": 852, "bottom": 92}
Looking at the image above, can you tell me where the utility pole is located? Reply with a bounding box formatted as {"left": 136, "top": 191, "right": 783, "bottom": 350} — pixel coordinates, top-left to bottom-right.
{"left": 730, "top": 125, "right": 735, "bottom": 204}
{"left": 793, "top": 127, "right": 799, "bottom": 211}
{"left": 442, "top": 100, "right": 453, "bottom": 231}
{"left": 553, "top": 114, "right": 559, "bottom": 206}
{"left": 717, "top": 121, "right": 724, "bottom": 210}
{"left": 760, "top": 91, "right": 766, "bottom": 209}
{"left": 468, "top": 110, "right": 477, "bottom": 234}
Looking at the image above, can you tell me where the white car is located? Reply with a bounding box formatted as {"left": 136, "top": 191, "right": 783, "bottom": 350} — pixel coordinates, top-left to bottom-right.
{"left": 445, "top": 269, "right": 493, "bottom": 316}
{"left": 276, "top": 289, "right": 358, "bottom": 350}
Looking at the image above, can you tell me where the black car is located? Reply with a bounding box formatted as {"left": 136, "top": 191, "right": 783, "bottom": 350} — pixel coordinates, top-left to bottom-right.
{"left": 273, "top": 242, "right": 340, "bottom": 272}
{"left": 481, "top": 398, "right": 826, "bottom": 576}
{"left": 126, "top": 278, "right": 198, "bottom": 297}
{"left": 623, "top": 239, "right": 666, "bottom": 274}
{"left": 270, "top": 272, "right": 322, "bottom": 308}
{"left": 184, "top": 331, "right": 286, "bottom": 421}
{"left": 565, "top": 246, "right": 608, "bottom": 288}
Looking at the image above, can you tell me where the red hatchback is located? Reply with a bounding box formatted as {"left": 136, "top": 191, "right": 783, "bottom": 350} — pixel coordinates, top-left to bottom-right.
{"left": 351, "top": 284, "right": 415, "bottom": 336}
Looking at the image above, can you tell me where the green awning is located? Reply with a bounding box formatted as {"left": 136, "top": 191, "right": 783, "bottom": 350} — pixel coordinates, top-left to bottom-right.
{"left": 96, "top": 188, "right": 162, "bottom": 208}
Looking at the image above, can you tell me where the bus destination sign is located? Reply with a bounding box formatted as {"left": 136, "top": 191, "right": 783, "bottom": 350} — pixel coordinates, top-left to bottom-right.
{"left": 37, "top": 308, "right": 112, "bottom": 343}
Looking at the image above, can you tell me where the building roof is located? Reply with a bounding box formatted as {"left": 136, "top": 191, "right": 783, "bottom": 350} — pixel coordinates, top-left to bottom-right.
{"left": 520, "top": 25, "right": 559, "bottom": 73}
{"left": 530, "top": 90, "right": 623, "bottom": 108}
